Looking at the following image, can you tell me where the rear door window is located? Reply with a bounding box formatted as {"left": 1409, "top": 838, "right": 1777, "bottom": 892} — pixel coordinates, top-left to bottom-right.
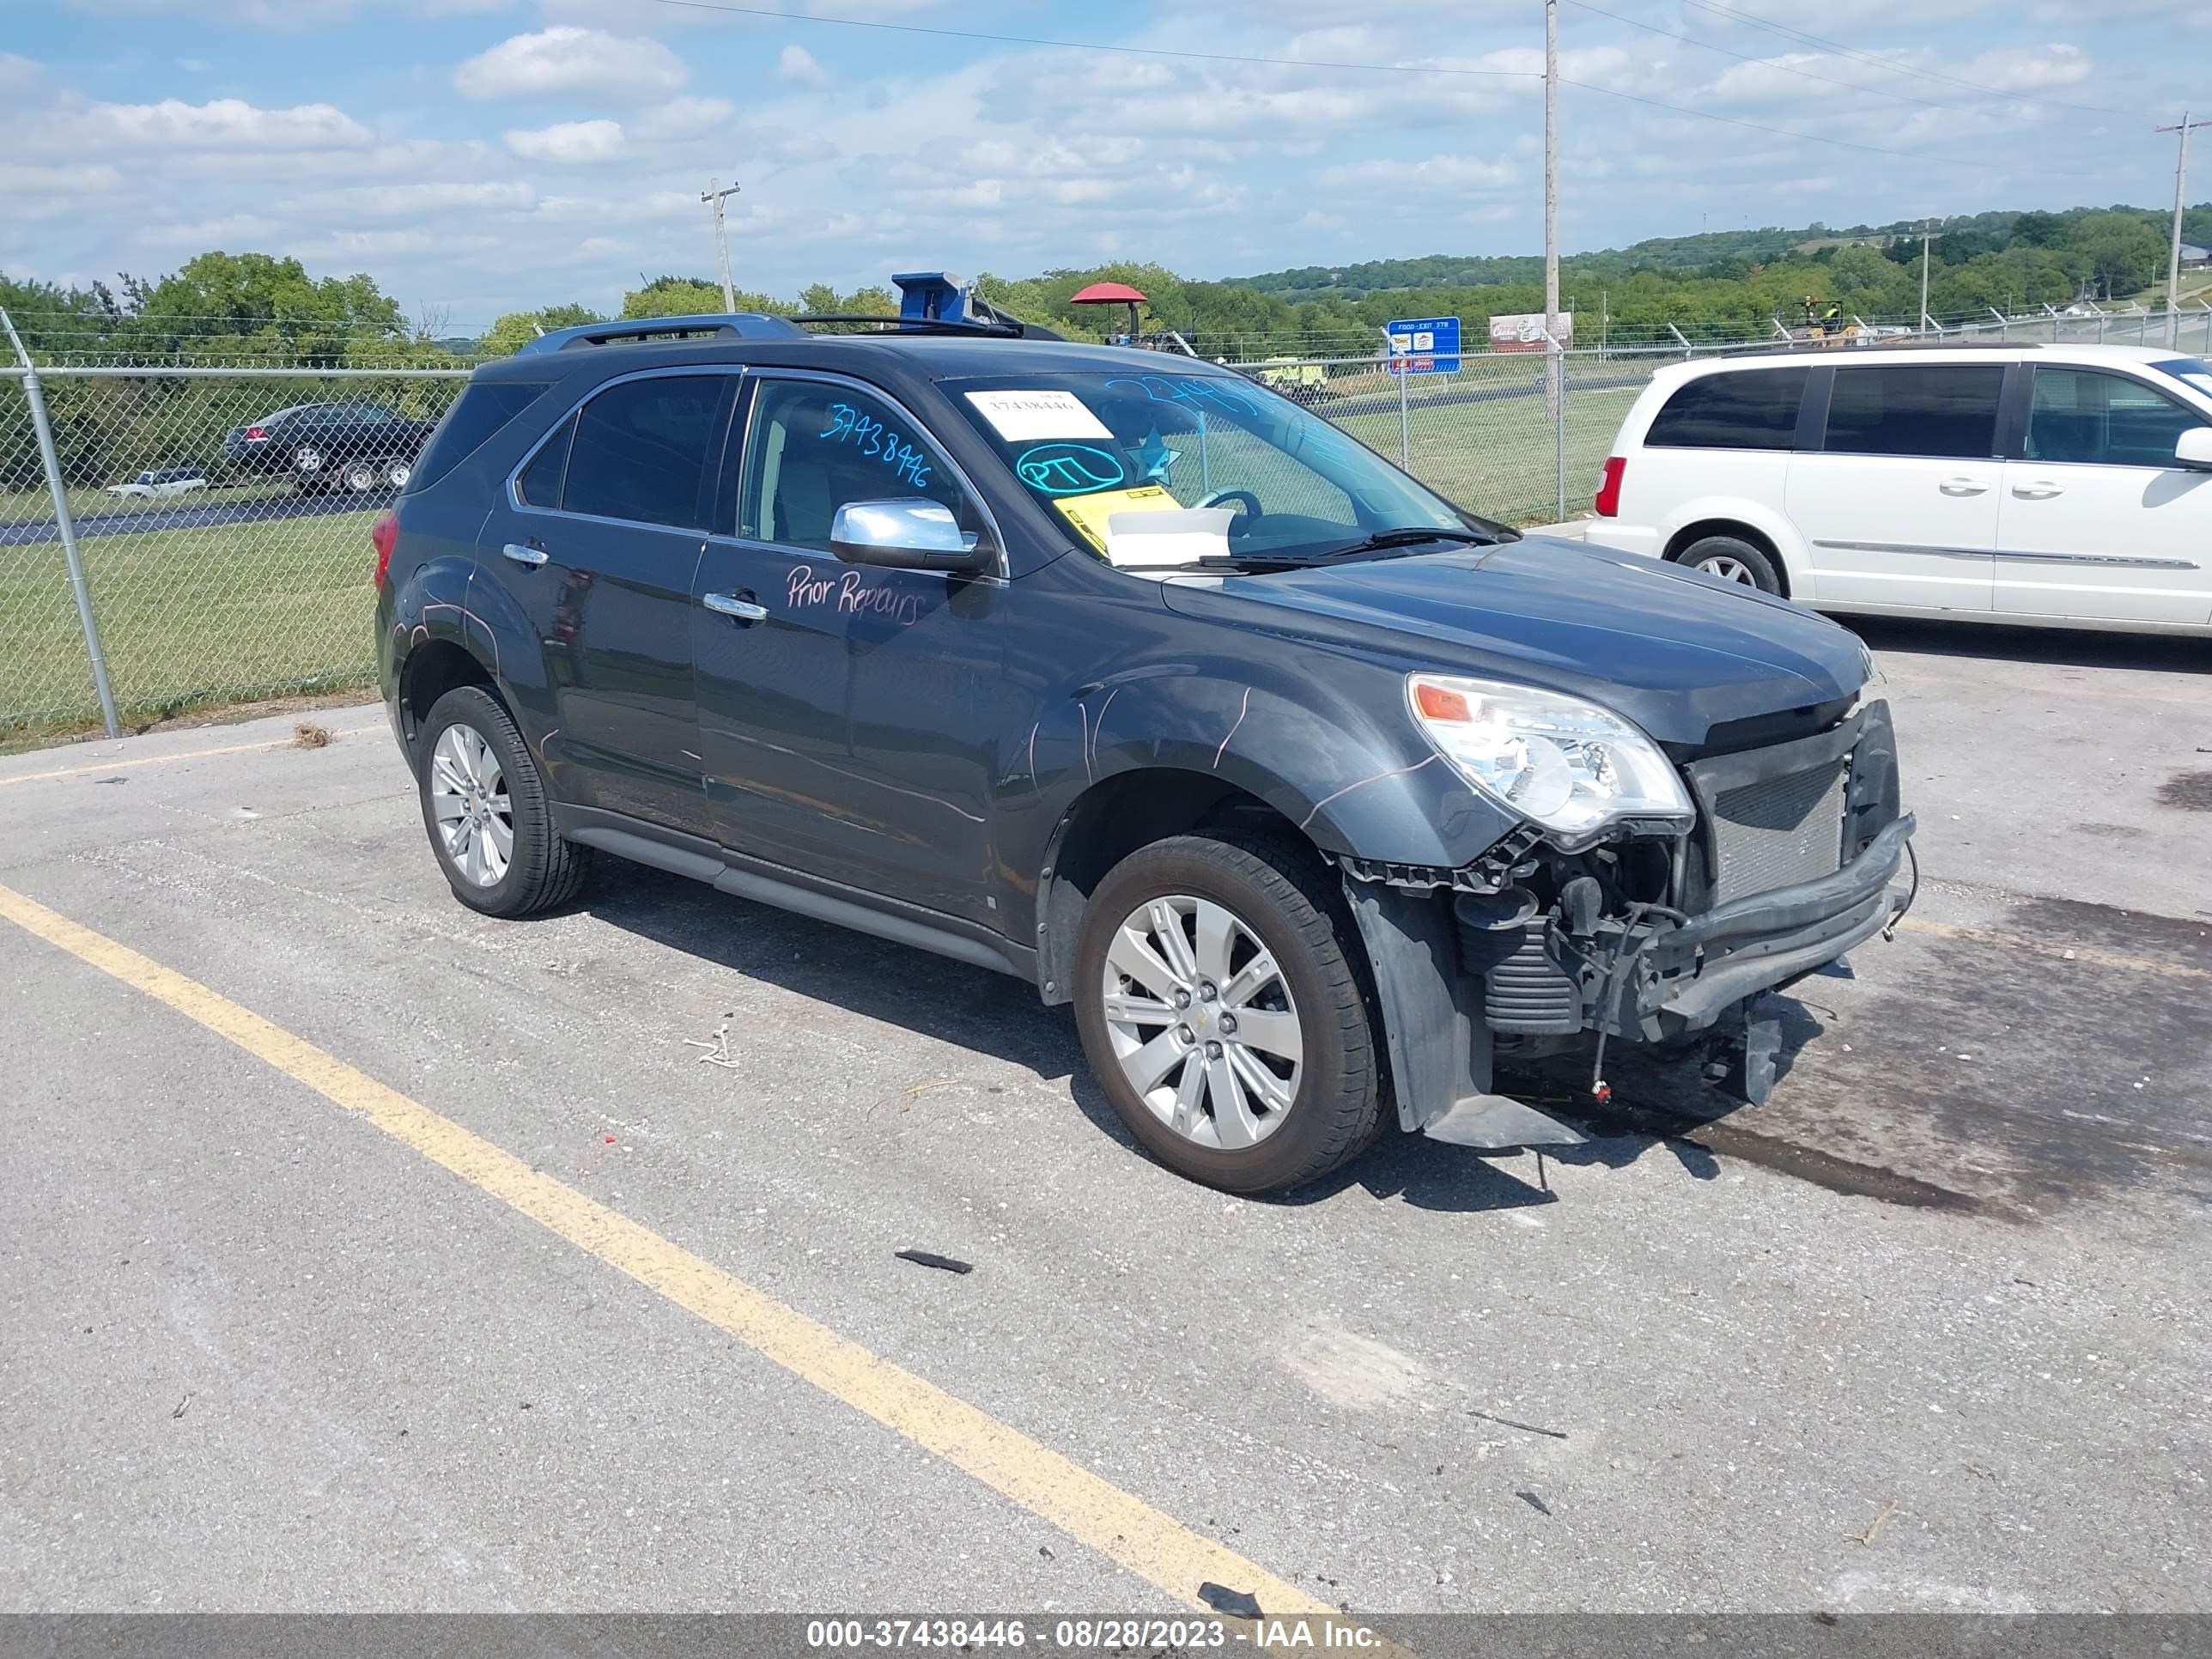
{"left": 1644, "top": 368, "right": 1809, "bottom": 450}
{"left": 557, "top": 374, "right": 727, "bottom": 530}
{"left": 1823, "top": 365, "right": 2005, "bottom": 459}
{"left": 2026, "top": 367, "right": 2204, "bottom": 467}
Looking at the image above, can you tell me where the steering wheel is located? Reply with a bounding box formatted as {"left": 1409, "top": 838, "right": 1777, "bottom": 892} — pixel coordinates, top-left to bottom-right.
{"left": 1195, "top": 488, "right": 1262, "bottom": 520}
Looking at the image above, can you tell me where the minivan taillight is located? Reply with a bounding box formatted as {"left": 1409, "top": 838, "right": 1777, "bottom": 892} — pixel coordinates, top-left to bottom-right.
{"left": 371, "top": 508, "right": 398, "bottom": 587}
{"left": 1594, "top": 455, "right": 1626, "bottom": 518}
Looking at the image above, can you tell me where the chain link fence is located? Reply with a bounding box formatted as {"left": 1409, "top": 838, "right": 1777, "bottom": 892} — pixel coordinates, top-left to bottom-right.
{"left": 1, "top": 358, "right": 470, "bottom": 747}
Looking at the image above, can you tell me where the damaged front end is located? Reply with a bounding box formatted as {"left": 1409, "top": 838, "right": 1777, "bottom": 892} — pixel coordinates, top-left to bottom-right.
{"left": 1341, "top": 693, "right": 1916, "bottom": 1150}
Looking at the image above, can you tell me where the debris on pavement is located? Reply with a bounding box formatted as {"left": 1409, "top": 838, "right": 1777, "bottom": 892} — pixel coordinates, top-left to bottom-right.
{"left": 291, "top": 721, "right": 332, "bottom": 749}
{"left": 1467, "top": 1408, "right": 1568, "bottom": 1440}
{"left": 894, "top": 1249, "right": 974, "bottom": 1275}
{"left": 1850, "top": 1501, "right": 1901, "bottom": 1546}
{"left": 684, "top": 1014, "right": 739, "bottom": 1069}
{"left": 1515, "top": 1490, "right": 1553, "bottom": 1516}
{"left": 171, "top": 1394, "right": 190, "bottom": 1419}
{"left": 1198, "top": 1583, "right": 1261, "bottom": 1618}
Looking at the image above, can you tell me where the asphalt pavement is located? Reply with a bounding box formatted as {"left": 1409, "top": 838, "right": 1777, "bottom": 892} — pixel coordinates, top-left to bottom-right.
{"left": 0, "top": 488, "right": 380, "bottom": 548}
{"left": 1, "top": 619, "right": 2207, "bottom": 1620}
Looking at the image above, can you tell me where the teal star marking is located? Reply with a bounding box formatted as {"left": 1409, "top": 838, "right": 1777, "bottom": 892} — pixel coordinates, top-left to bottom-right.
{"left": 1133, "top": 426, "right": 1181, "bottom": 483}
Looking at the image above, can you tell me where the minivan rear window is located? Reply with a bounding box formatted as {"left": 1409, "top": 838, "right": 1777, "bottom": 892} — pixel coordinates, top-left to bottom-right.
{"left": 404, "top": 380, "right": 550, "bottom": 494}
{"left": 1823, "top": 365, "right": 2004, "bottom": 459}
{"left": 1644, "top": 368, "right": 1808, "bottom": 451}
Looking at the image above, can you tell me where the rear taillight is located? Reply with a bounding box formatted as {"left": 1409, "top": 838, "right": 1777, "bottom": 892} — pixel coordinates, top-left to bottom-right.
{"left": 245, "top": 425, "right": 266, "bottom": 441}
{"left": 371, "top": 508, "right": 398, "bottom": 587}
{"left": 1594, "top": 455, "right": 1626, "bottom": 518}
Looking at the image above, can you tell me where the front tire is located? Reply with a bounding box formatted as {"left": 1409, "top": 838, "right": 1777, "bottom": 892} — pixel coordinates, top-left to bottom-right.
{"left": 416, "top": 685, "right": 590, "bottom": 917}
{"left": 1676, "top": 533, "right": 1783, "bottom": 594}
{"left": 340, "top": 459, "right": 379, "bottom": 494}
{"left": 1073, "top": 833, "right": 1384, "bottom": 1194}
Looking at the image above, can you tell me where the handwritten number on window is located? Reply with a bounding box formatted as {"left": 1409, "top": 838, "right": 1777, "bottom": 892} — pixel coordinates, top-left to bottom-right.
{"left": 817, "top": 401, "right": 933, "bottom": 491}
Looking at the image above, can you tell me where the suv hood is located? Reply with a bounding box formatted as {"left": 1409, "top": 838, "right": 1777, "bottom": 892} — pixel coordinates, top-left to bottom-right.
{"left": 1159, "top": 535, "right": 1869, "bottom": 748}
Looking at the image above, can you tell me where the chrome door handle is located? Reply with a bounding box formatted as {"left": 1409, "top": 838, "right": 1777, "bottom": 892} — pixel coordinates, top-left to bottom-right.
{"left": 2011, "top": 482, "right": 2064, "bottom": 500}
{"left": 501, "top": 542, "right": 548, "bottom": 567}
{"left": 1938, "top": 477, "right": 1990, "bottom": 496}
{"left": 702, "top": 592, "right": 769, "bottom": 622}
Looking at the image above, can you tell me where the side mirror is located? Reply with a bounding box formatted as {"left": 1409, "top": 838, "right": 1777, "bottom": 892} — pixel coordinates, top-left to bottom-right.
{"left": 2174, "top": 428, "right": 2212, "bottom": 471}
{"left": 830, "top": 499, "right": 991, "bottom": 573}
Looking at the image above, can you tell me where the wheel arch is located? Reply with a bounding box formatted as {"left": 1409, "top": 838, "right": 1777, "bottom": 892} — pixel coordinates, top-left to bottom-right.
{"left": 1662, "top": 507, "right": 1803, "bottom": 598}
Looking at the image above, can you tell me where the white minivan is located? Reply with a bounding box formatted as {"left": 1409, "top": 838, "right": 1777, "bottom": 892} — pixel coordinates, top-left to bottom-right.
{"left": 1586, "top": 343, "right": 2212, "bottom": 633}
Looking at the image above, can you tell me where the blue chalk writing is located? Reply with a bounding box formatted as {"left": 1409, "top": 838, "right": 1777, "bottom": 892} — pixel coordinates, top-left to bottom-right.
{"left": 1015, "top": 442, "right": 1126, "bottom": 495}
{"left": 1103, "top": 374, "right": 1259, "bottom": 417}
{"left": 819, "top": 402, "right": 933, "bottom": 490}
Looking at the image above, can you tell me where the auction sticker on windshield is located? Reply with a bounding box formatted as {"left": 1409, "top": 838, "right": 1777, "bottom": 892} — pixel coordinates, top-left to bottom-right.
{"left": 964, "top": 390, "right": 1115, "bottom": 442}
{"left": 1053, "top": 484, "right": 1182, "bottom": 554}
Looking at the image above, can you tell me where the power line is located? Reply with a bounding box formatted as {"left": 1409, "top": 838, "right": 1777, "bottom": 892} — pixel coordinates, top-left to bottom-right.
{"left": 1679, "top": 0, "right": 2137, "bottom": 119}
{"left": 1560, "top": 0, "right": 2075, "bottom": 125}
{"left": 639, "top": 0, "right": 1541, "bottom": 80}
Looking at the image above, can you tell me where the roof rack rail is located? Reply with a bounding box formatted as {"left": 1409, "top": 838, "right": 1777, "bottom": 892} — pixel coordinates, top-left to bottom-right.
{"left": 515, "top": 313, "right": 809, "bottom": 355}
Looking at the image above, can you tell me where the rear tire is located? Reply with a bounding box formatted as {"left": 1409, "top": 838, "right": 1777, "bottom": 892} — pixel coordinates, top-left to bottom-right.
{"left": 416, "top": 685, "right": 590, "bottom": 918}
{"left": 340, "top": 459, "right": 378, "bottom": 494}
{"left": 1073, "top": 831, "right": 1384, "bottom": 1194}
{"left": 1675, "top": 534, "right": 1783, "bottom": 595}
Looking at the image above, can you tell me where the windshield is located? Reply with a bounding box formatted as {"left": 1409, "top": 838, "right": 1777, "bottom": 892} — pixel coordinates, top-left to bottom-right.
{"left": 945, "top": 370, "right": 1506, "bottom": 567}
{"left": 2154, "top": 356, "right": 2212, "bottom": 402}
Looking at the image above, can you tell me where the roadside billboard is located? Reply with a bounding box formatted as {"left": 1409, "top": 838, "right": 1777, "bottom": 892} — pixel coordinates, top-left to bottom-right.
{"left": 1487, "top": 312, "right": 1573, "bottom": 352}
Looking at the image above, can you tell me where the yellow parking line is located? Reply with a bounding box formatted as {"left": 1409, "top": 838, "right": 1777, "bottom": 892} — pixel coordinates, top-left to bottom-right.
{"left": 0, "top": 726, "right": 373, "bottom": 787}
{"left": 0, "top": 880, "right": 1340, "bottom": 1630}
{"left": 1896, "top": 916, "right": 2211, "bottom": 982}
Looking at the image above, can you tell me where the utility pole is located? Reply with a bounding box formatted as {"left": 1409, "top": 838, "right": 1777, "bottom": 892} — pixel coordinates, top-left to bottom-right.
{"left": 702, "top": 177, "right": 742, "bottom": 312}
{"left": 1543, "top": 0, "right": 1561, "bottom": 416}
{"left": 1918, "top": 220, "right": 1934, "bottom": 333}
{"left": 2158, "top": 112, "right": 2209, "bottom": 349}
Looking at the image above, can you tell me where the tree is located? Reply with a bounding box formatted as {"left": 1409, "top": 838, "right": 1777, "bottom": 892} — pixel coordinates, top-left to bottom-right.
{"left": 2011, "top": 211, "right": 2064, "bottom": 248}
{"left": 482, "top": 303, "right": 605, "bottom": 356}
{"left": 620, "top": 276, "right": 796, "bottom": 319}
{"left": 2067, "top": 213, "right": 2167, "bottom": 300}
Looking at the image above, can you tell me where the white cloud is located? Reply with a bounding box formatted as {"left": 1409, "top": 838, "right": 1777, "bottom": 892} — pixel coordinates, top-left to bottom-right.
{"left": 1316, "top": 154, "right": 1516, "bottom": 191}
{"left": 778, "top": 44, "right": 829, "bottom": 88}
{"left": 72, "top": 0, "right": 507, "bottom": 21}
{"left": 178, "top": 57, "right": 210, "bottom": 72}
{"left": 296, "top": 180, "right": 537, "bottom": 217}
{"left": 504, "top": 118, "right": 625, "bottom": 163}
{"left": 60, "top": 97, "right": 374, "bottom": 152}
{"left": 1962, "top": 43, "right": 2092, "bottom": 89}
{"left": 455, "top": 26, "right": 686, "bottom": 100}
{"left": 633, "top": 95, "right": 734, "bottom": 140}
{"left": 137, "top": 213, "right": 280, "bottom": 249}
{"left": 0, "top": 161, "right": 125, "bottom": 193}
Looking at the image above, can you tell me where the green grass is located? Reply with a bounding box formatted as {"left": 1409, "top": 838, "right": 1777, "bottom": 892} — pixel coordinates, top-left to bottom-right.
{"left": 1333, "top": 381, "right": 1643, "bottom": 526}
{"left": 2, "top": 509, "right": 380, "bottom": 744}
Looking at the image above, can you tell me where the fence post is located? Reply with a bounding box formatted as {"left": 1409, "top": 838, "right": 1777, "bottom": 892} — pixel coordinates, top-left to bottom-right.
{"left": 1, "top": 309, "right": 119, "bottom": 738}
{"left": 1396, "top": 362, "right": 1409, "bottom": 470}
{"left": 1553, "top": 346, "right": 1567, "bottom": 521}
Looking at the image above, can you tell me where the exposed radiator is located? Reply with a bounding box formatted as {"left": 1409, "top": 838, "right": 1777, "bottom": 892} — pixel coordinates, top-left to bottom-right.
{"left": 1710, "top": 759, "right": 1848, "bottom": 906}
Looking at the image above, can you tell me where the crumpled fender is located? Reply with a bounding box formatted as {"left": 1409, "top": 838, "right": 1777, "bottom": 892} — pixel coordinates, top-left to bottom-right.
{"left": 381, "top": 554, "right": 543, "bottom": 744}
{"left": 1006, "top": 659, "right": 1521, "bottom": 879}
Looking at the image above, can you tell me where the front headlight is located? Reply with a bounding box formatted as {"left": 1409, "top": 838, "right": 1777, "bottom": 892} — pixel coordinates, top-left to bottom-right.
{"left": 1407, "top": 672, "right": 1693, "bottom": 842}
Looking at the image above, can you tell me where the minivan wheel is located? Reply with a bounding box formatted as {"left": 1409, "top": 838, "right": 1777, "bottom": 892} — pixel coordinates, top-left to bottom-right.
{"left": 1677, "top": 534, "right": 1783, "bottom": 594}
{"left": 385, "top": 459, "right": 412, "bottom": 490}
{"left": 1073, "top": 832, "right": 1384, "bottom": 1194}
{"left": 416, "top": 685, "right": 591, "bottom": 917}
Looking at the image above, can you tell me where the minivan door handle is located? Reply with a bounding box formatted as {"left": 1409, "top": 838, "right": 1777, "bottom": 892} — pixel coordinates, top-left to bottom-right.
{"left": 501, "top": 542, "right": 549, "bottom": 567}
{"left": 702, "top": 591, "right": 769, "bottom": 623}
{"left": 1938, "top": 477, "right": 1991, "bottom": 496}
{"left": 2010, "top": 480, "right": 2064, "bottom": 500}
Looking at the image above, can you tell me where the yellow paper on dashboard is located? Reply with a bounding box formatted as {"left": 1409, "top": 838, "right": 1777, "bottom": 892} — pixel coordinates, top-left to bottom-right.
{"left": 1054, "top": 486, "right": 1180, "bottom": 555}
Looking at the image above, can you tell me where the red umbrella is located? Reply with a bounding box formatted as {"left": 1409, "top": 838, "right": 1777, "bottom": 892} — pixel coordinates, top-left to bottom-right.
{"left": 1070, "top": 281, "right": 1147, "bottom": 338}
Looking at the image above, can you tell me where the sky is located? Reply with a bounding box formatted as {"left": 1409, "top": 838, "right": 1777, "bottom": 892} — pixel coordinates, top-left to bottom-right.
{"left": 3, "top": 0, "right": 2208, "bottom": 330}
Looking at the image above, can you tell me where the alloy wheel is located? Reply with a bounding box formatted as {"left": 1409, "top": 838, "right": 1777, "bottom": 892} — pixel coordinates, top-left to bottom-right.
{"left": 1696, "top": 554, "right": 1757, "bottom": 586}
{"left": 1098, "top": 893, "right": 1303, "bottom": 1150}
{"left": 428, "top": 723, "right": 514, "bottom": 888}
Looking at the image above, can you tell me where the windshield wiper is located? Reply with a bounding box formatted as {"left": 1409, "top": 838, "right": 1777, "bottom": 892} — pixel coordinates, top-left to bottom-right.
{"left": 1319, "top": 526, "right": 1501, "bottom": 560}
